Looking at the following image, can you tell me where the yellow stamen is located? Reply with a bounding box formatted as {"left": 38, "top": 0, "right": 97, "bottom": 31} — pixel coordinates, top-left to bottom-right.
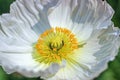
{"left": 33, "top": 27, "right": 79, "bottom": 64}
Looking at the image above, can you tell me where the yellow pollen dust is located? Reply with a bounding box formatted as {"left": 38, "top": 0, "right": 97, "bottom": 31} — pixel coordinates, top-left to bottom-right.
{"left": 33, "top": 27, "right": 79, "bottom": 64}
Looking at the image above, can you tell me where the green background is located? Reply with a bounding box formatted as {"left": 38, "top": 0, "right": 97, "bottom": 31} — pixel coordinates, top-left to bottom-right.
{"left": 0, "top": 0, "right": 120, "bottom": 80}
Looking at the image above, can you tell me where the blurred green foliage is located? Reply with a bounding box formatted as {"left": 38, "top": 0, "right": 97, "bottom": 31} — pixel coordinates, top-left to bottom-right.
{"left": 0, "top": 0, "right": 15, "bottom": 14}
{"left": 0, "top": 0, "right": 120, "bottom": 80}
{"left": 107, "top": 0, "right": 120, "bottom": 27}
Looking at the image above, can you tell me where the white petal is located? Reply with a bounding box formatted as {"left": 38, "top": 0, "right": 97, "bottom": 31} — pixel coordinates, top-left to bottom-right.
{"left": 95, "top": 25, "right": 120, "bottom": 61}
{"left": 72, "top": 23, "right": 93, "bottom": 42}
{"left": 89, "top": 25, "right": 120, "bottom": 77}
{"left": 69, "top": 38, "right": 101, "bottom": 73}
{"left": 48, "top": 0, "right": 94, "bottom": 41}
{"left": 40, "top": 60, "right": 66, "bottom": 79}
{"left": 0, "top": 14, "right": 38, "bottom": 43}
{"left": 48, "top": 0, "right": 77, "bottom": 28}
{"left": 71, "top": 0, "right": 114, "bottom": 29}
{"left": 48, "top": 0, "right": 113, "bottom": 42}
{"left": 10, "top": 0, "right": 60, "bottom": 35}
{"left": 0, "top": 53, "right": 39, "bottom": 77}
{"left": 0, "top": 53, "right": 64, "bottom": 78}
{"left": 0, "top": 36, "right": 32, "bottom": 53}
{"left": 49, "top": 0, "right": 113, "bottom": 30}
{"left": 10, "top": 0, "right": 39, "bottom": 27}
{"left": 0, "top": 0, "right": 59, "bottom": 44}
{"left": 47, "top": 61, "right": 89, "bottom": 80}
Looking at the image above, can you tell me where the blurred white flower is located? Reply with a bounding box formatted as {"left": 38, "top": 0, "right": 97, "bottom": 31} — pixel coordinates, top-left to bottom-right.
{"left": 0, "top": 0, "right": 120, "bottom": 80}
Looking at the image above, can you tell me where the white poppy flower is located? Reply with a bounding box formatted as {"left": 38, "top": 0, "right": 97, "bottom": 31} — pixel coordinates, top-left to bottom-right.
{"left": 0, "top": 0, "right": 120, "bottom": 80}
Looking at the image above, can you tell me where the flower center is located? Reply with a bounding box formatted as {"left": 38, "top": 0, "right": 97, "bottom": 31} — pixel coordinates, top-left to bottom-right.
{"left": 33, "top": 27, "right": 79, "bottom": 64}
{"left": 50, "top": 35, "right": 64, "bottom": 52}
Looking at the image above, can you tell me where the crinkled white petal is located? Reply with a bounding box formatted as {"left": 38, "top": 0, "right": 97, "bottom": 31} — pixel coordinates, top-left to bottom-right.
{"left": 8, "top": 0, "right": 59, "bottom": 36}
{"left": 0, "top": 14, "right": 38, "bottom": 44}
{"left": 48, "top": 0, "right": 75, "bottom": 28}
{"left": 71, "top": 0, "right": 114, "bottom": 29}
{"left": 95, "top": 24, "right": 120, "bottom": 61}
{"left": 49, "top": 0, "right": 114, "bottom": 29}
{"left": 0, "top": 53, "right": 65, "bottom": 78}
{"left": 0, "top": 53, "right": 41, "bottom": 77}
{"left": 90, "top": 24, "right": 120, "bottom": 78}
{"left": 48, "top": 0, "right": 114, "bottom": 41}
{"left": 10, "top": 0, "right": 39, "bottom": 27}
{"left": 71, "top": 23, "right": 93, "bottom": 42}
